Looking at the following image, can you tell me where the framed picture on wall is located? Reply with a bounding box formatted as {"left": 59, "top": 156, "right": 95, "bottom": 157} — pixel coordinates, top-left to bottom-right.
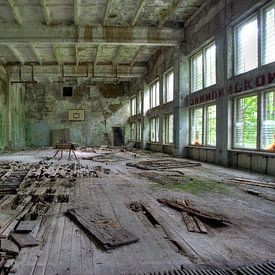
{"left": 68, "top": 109, "right": 85, "bottom": 121}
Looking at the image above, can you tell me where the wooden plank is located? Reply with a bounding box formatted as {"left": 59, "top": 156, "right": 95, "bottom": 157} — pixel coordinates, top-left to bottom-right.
{"left": 0, "top": 239, "right": 19, "bottom": 255}
{"left": 15, "top": 220, "right": 37, "bottom": 233}
{"left": 66, "top": 207, "right": 139, "bottom": 250}
{"left": 9, "top": 232, "right": 38, "bottom": 248}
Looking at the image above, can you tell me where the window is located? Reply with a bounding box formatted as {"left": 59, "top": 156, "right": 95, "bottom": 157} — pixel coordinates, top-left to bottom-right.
{"left": 234, "top": 95, "right": 258, "bottom": 149}
{"left": 63, "top": 87, "right": 73, "bottom": 97}
{"left": 130, "top": 97, "right": 136, "bottom": 116}
{"left": 261, "top": 91, "right": 275, "bottom": 150}
{"left": 130, "top": 122, "right": 136, "bottom": 140}
{"left": 263, "top": 3, "right": 275, "bottom": 65}
{"left": 191, "top": 42, "right": 216, "bottom": 93}
{"left": 164, "top": 70, "right": 174, "bottom": 103}
{"left": 233, "top": 2, "right": 275, "bottom": 75}
{"left": 137, "top": 91, "right": 142, "bottom": 114}
{"left": 234, "top": 16, "right": 258, "bottom": 75}
{"left": 137, "top": 120, "right": 142, "bottom": 141}
{"left": 150, "top": 80, "right": 160, "bottom": 108}
{"left": 190, "top": 104, "right": 216, "bottom": 146}
{"left": 150, "top": 117, "right": 159, "bottom": 143}
{"left": 163, "top": 114, "right": 174, "bottom": 144}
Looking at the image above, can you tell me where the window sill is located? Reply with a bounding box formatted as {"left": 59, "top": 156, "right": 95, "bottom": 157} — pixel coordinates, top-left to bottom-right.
{"left": 148, "top": 142, "right": 160, "bottom": 145}
{"left": 186, "top": 145, "right": 216, "bottom": 150}
{"left": 229, "top": 148, "right": 275, "bottom": 156}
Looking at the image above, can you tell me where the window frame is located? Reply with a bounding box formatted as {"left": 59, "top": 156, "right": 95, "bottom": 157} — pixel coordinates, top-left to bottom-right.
{"left": 231, "top": 88, "right": 275, "bottom": 152}
{"left": 149, "top": 117, "right": 159, "bottom": 143}
{"left": 130, "top": 96, "right": 137, "bottom": 116}
{"left": 149, "top": 79, "right": 160, "bottom": 109}
{"left": 163, "top": 113, "right": 174, "bottom": 144}
{"left": 189, "top": 103, "right": 217, "bottom": 147}
{"left": 190, "top": 41, "right": 216, "bottom": 93}
{"left": 163, "top": 69, "right": 174, "bottom": 103}
{"left": 130, "top": 122, "right": 136, "bottom": 141}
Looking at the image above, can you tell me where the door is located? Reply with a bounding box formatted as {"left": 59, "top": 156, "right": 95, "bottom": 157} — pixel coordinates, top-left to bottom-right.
{"left": 113, "top": 127, "right": 125, "bottom": 146}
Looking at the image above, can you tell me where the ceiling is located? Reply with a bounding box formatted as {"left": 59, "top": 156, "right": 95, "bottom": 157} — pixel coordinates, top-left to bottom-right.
{"left": 0, "top": 0, "right": 204, "bottom": 83}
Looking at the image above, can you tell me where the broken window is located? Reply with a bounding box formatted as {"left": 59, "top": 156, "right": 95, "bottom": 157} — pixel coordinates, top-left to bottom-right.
{"left": 163, "top": 70, "right": 174, "bottom": 103}
{"left": 150, "top": 117, "right": 159, "bottom": 143}
{"left": 130, "top": 96, "right": 137, "bottom": 116}
{"left": 190, "top": 104, "right": 216, "bottom": 146}
{"left": 163, "top": 114, "right": 174, "bottom": 144}
{"left": 150, "top": 80, "right": 160, "bottom": 108}
{"left": 191, "top": 42, "right": 216, "bottom": 93}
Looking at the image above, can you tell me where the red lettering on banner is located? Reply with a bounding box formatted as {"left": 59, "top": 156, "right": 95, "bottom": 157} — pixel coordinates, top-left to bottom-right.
{"left": 199, "top": 94, "right": 205, "bottom": 103}
{"left": 244, "top": 79, "right": 253, "bottom": 90}
{"left": 268, "top": 72, "right": 275, "bottom": 84}
{"left": 205, "top": 93, "right": 211, "bottom": 101}
{"left": 226, "top": 85, "right": 233, "bottom": 95}
{"left": 256, "top": 75, "right": 266, "bottom": 87}
{"left": 212, "top": 91, "right": 217, "bottom": 99}
{"left": 195, "top": 97, "right": 199, "bottom": 105}
{"left": 190, "top": 98, "right": 194, "bottom": 105}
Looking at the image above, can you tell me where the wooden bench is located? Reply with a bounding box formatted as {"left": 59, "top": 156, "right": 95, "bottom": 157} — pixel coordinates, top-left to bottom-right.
{"left": 53, "top": 143, "right": 78, "bottom": 160}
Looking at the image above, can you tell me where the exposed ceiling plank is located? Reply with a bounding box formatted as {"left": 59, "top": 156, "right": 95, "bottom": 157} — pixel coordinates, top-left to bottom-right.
{"left": 159, "top": 0, "right": 182, "bottom": 27}
{"left": 0, "top": 25, "right": 181, "bottom": 47}
{"left": 75, "top": 44, "right": 79, "bottom": 65}
{"left": 30, "top": 44, "right": 42, "bottom": 65}
{"left": 8, "top": 45, "right": 24, "bottom": 64}
{"left": 131, "top": 0, "right": 146, "bottom": 26}
{"left": 74, "top": 0, "right": 80, "bottom": 26}
{"left": 7, "top": 0, "right": 23, "bottom": 25}
{"left": 131, "top": 46, "right": 145, "bottom": 66}
{"left": 39, "top": 0, "right": 51, "bottom": 25}
{"left": 53, "top": 44, "right": 62, "bottom": 65}
{"left": 112, "top": 46, "right": 122, "bottom": 65}
{"left": 94, "top": 44, "right": 102, "bottom": 66}
{"left": 103, "top": 0, "right": 112, "bottom": 26}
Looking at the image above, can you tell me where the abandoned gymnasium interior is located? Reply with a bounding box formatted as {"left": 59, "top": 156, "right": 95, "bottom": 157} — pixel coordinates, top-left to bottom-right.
{"left": 0, "top": 0, "right": 274, "bottom": 274}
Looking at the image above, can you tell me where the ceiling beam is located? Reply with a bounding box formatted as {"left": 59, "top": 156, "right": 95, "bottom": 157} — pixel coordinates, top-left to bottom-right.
{"left": 7, "top": 64, "right": 145, "bottom": 79}
{"left": 0, "top": 25, "right": 181, "bottom": 46}
{"left": 103, "top": 0, "right": 112, "bottom": 26}
{"left": 94, "top": 44, "right": 102, "bottom": 66}
{"left": 53, "top": 44, "right": 62, "bottom": 65}
{"left": 112, "top": 46, "right": 122, "bottom": 65}
{"left": 74, "top": 0, "right": 80, "bottom": 26}
{"left": 40, "top": 0, "right": 51, "bottom": 25}
{"left": 8, "top": 45, "right": 24, "bottom": 64}
{"left": 159, "top": 0, "right": 182, "bottom": 27}
{"left": 75, "top": 44, "right": 79, "bottom": 65}
{"left": 131, "top": 0, "right": 146, "bottom": 26}
{"left": 131, "top": 46, "right": 145, "bottom": 66}
{"left": 30, "top": 44, "right": 42, "bottom": 65}
{"left": 7, "top": 0, "right": 23, "bottom": 25}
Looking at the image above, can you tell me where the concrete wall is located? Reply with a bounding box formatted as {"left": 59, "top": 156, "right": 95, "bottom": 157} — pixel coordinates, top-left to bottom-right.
{"left": 0, "top": 79, "right": 8, "bottom": 150}
{"left": 24, "top": 82, "right": 130, "bottom": 147}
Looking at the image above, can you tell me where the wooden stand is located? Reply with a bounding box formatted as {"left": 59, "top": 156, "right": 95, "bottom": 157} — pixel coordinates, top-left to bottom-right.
{"left": 53, "top": 143, "right": 78, "bottom": 160}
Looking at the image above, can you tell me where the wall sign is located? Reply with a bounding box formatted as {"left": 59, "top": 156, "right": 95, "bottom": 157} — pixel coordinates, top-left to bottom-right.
{"left": 189, "top": 71, "right": 275, "bottom": 106}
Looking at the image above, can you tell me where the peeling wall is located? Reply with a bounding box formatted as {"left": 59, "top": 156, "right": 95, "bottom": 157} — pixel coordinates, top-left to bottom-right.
{"left": 0, "top": 80, "right": 8, "bottom": 150}
{"left": 24, "top": 82, "right": 130, "bottom": 147}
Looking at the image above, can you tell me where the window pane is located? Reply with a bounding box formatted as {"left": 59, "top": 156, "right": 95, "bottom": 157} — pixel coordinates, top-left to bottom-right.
{"left": 150, "top": 118, "right": 155, "bottom": 142}
{"left": 191, "top": 52, "right": 203, "bottom": 92}
{"left": 261, "top": 91, "right": 275, "bottom": 151}
{"left": 191, "top": 107, "right": 203, "bottom": 145}
{"left": 234, "top": 95, "right": 258, "bottom": 149}
{"left": 165, "top": 71, "right": 174, "bottom": 102}
{"left": 150, "top": 81, "right": 159, "bottom": 108}
{"left": 137, "top": 91, "right": 142, "bottom": 113}
{"left": 206, "top": 105, "right": 216, "bottom": 146}
{"left": 204, "top": 43, "right": 216, "bottom": 87}
{"left": 235, "top": 16, "right": 258, "bottom": 75}
{"left": 131, "top": 97, "right": 136, "bottom": 116}
{"left": 155, "top": 117, "right": 159, "bottom": 142}
{"left": 168, "top": 114, "right": 174, "bottom": 143}
{"left": 130, "top": 123, "right": 136, "bottom": 140}
{"left": 263, "top": 4, "right": 275, "bottom": 65}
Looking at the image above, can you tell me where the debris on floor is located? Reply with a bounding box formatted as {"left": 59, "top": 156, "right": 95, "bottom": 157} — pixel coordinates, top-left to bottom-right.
{"left": 243, "top": 189, "right": 275, "bottom": 202}
{"left": 9, "top": 232, "right": 38, "bottom": 248}
{"left": 66, "top": 208, "right": 139, "bottom": 250}
{"left": 126, "top": 159, "right": 201, "bottom": 170}
{"left": 139, "top": 171, "right": 188, "bottom": 185}
{"left": 158, "top": 198, "right": 229, "bottom": 226}
{"left": 228, "top": 177, "right": 275, "bottom": 189}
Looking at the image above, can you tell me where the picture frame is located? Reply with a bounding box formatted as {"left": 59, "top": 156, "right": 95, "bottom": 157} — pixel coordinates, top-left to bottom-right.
{"left": 67, "top": 109, "right": 85, "bottom": 121}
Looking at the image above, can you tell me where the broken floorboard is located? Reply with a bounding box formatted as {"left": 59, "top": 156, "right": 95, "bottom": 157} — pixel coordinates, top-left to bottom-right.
{"left": 66, "top": 207, "right": 139, "bottom": 250}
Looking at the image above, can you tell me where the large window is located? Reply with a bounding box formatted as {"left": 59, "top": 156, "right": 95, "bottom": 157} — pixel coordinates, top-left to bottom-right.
{"left": 164, "top": 70, "right": 174, "bottom": 103}
{"left": 130, "top": 97, "right": 137, "bottom": 116}
{"left": 150, "top": 80, "right": 160, "bottom": 108}
{"left": 191, "top": 42, "right": 216, "bottom": 93}
{"left": 163, "top": 114, "right": 174, "bottom": 144}
{"left": 234, "top": 16, "right": 258, "bottom": 75}
{"left": 190, "top": 104, "right": 216, "bottom": 146}
{"left": 130, "top": 122, "right": 136, "bottom": 141}
{"left": 234, "top": 2, "right": 275, "bottom": 75}
{"left": 233, "top": 90, "right": 275, "bottom": 151}
{"left": 137, "top": 120, "right": 142, "bottom": 141}
{"left": 137, "top": 91, "right": 142, "bottom": 114}
{"left": 150, "top": 117, "right": 159, "bottom": 143}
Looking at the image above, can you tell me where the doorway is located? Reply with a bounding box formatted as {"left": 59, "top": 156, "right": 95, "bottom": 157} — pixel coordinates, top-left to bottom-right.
{"left": 113, "top": 127, "right": 125, "bottom": 146}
